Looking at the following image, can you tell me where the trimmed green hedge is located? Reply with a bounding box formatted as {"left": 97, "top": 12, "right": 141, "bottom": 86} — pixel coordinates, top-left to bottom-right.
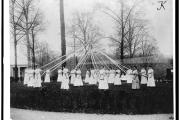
{"left": 11, "top": 82, "right": 173, "bottom": 114}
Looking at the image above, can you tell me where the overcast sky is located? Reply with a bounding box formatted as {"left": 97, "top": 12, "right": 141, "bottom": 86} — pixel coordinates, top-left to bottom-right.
{"left": 11, "top": 0, "right": 174, "bottom": 64}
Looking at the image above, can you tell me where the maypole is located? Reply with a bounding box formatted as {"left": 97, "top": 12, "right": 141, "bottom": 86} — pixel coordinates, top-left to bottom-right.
{"left": 60, "top": 0, "right": 66, "bottom": 67}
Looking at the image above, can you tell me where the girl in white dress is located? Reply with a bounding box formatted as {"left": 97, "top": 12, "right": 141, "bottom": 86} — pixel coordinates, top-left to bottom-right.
{"left": 114, "top": 69, "right": 122, "bottom": 85}
{"left": 61, "top": 67, "right": 69, "bottom": 89}
{"left": 44, "top": 70, "right": 51, "bottom": 82}
{"left": 74, "top": 69, "right": 83, "bottom": 86}
{"left": 108, "top": 68, "right": 115, "bottom": 84}
{"left": 84, "top": 70, "right": 90, "bottom": 84}
{"left": 126, "top": 68, "right": 133, "bottom": 84}
{"left": 89, "top": 69, "right": 96, "bottom": 85}
{"left": 70, "top": 69, "right": 76, "bottom": 85}
{"left": 98, "top": 67, "right": 109, "bottom": 90}
{"left": 140, "top": 67, "right": 148, "bottom": 84}
{"left": 27, "top": 69, "right": 34, "bottom": 87}
{"left": 57, "top": 69, "right": 63, "bottom": 82}
{"left": 24, "top": 68, "right": 29, "bottom": 85}
{"left": 93, "top": 69, "right": 99, "bottom": 84}
{"left": 104, "top": 69, "right": 109, "bottom": 84}
{"left": 132, "top": 67, "right": 140, "bottom": 89}
{"left": 34, "top": 69, "right": 42, "bottom": 87}
{"left": 147, "top": 67, "right": 156, "bottom": 87}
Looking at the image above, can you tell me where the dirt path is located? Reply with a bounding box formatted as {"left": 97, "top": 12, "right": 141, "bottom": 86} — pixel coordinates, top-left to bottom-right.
{"left": 11, "top": 108, "right": 174, "bottom": 120}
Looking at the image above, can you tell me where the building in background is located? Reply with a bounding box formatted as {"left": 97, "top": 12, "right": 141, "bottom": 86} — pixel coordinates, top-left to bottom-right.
{"left": 10, "top": 50, "right": 28, "bottom": 81}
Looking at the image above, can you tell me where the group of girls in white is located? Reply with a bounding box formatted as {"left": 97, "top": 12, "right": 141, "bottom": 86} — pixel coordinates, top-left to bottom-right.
{"left": 23, "top": 68, "right": 42, "bottom": 87}
{"left": 48, "top": 66, "right": 155, "bottom": 90}
{"left": 23, "top": 66, "right": 156, "bottom": 90}
{"left": 122, "top": 66, "right": 156, "bottom": 89}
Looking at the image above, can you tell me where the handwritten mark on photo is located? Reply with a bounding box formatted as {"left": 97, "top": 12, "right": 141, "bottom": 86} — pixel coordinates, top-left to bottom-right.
{"left": 157, "top": 1, "right": 167, "bottom": 10}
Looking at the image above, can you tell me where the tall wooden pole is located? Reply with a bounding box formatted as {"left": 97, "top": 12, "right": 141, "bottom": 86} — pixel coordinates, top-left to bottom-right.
{"left": 60, "top": 0, "right": 66, "bottom": 67}
{"left": 120, "top": 2, "right": 124, "bottom": 62}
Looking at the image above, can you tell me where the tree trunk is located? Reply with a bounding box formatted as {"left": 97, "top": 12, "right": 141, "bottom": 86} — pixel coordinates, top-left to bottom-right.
{"left": 12, "top": 2, "right": 18, "bottom": 82}
{"left": 25, "top": 16, "right": 31, "bottom": 68}
{"left": 60, "top": 0, "right": 66, "bottom": 67}
{"left": 31, "top": 29, "right": 36, "bottom": 70}
{"left": 90, "top": 45, "right": 93, "bottom": 69}
{"left": 120, "top": 2, "right": 124, "bottom": 62}
{"left": 31, "top": 30, "right": 36, "bottom": 78}
{"left": 14, "top": 30, "right": 18, "bottom": 82}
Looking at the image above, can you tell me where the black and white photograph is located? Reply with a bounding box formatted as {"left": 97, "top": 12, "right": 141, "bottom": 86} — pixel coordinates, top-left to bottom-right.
{"left": 5, "top": 0, "right": 177, "bottom": 119}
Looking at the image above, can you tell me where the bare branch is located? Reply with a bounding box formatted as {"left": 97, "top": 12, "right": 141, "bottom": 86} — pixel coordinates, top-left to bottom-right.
{"left": 102, "top": 10, "right": 121, "bottom": 25}
{"left": 16, "top": 35, "right": 25, "bottom": 42}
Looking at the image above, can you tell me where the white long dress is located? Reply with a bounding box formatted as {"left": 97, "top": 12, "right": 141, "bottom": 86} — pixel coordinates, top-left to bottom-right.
{"left": 44, "top": 70, "right": 50, "bottom": 82}
{"left": 24, "top": 68, "right": 29, "bottom": 85}
{"left": 57, "top": 69, "right": 63, "bottom": 82}
{"left": 147, "top": 68, "right": 156, "bottom": 87}
{"left": 27, "top": 69, "right": 35, "bottom": 87}
{"left": 84, "top": 71, "right": 90, "bottom": 84}
{"left": 108, "top": 70, "right": 115, "bottom": 83}
{"left": 34, "top": 69, "right": 42, "bottom": 87}
{"left": 104, "top": 70, "right": 109, "bottom": 83}
{"left": 140, "top": 68, "right": 147, "bottom": 84}
{"left": 94, "top": 69, "right": 99, "bottom": 84}
{"left": 61, "top": 68, "right": 69, "bottom": 89}
{"left": 98, "top": 69, "right": 109, "bottom": 90}
{"left": 89, "top": 69, "right": 96, "bottom": 85}
{"left": 132, "top": 69, "right": 140, "bottom": 89}
{"left": 114, "top": 70, "right": 122, "bottom": 85}
{"left": 70, "top": 69, "right": 76, "bottom": 85}
{"left": 74, "top": 69, "right": 83, "bottom": 86}
{"left": 126, "top": 69, "right": 133, "bottom": 83}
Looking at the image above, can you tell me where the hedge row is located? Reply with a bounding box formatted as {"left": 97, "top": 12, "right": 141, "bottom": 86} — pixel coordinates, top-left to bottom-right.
{"left": 10, "top": 82, "right": 173, "bottom": 114}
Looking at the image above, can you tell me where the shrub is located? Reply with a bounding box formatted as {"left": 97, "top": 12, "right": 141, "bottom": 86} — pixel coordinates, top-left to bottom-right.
{"left": 10, "top": 82, "right": 173, "bottom": 114}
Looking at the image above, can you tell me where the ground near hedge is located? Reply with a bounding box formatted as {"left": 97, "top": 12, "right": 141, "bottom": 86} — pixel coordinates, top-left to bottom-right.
{"left": 10, "top": 82, "right": 173, "bottom": 114}
{"left": 11, "top": 108, "right": 174, "bottom": 120}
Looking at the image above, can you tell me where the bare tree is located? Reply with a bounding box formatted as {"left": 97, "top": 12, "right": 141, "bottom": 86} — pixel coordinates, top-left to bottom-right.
{"left": 101, "top": 0, "right": 138, "bottom": 61}
{"left": 100, "top": 0, "right": 157, "bottom": 59}
{"left": 10, "top": 0, "right": 26, "bottom": 81}
{"left": 68, "top": 11, "right": 102, "bottom": 68}
{"left": 139, "top": 35, "right": 159, "bottom": 57}
{"left": 124, "top": 14, "right": 148, "bottom": 58}
{"left": 35, "top": 41, "right": 56, "bottom": 68}
{"left": 13, "top": 0, "right": 39, "bottom": 68}
{"left": 12, "top": 0, "right": 45, "bottom": 69}
{"left": 21, "top": 0, "right": 33, "bottom": 67}
{"left": 29, "top": 10, "right": 44, "bottom": 70}
{"left": 69, "top": 12, "right": 102, "bottom": 53}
